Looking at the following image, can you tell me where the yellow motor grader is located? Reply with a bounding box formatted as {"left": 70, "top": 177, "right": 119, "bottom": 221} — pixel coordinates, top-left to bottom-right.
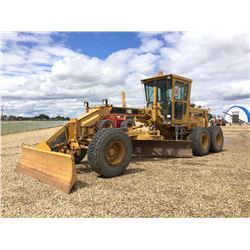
{"left": 17, "top": 73, "right": 224, "bottom": 193}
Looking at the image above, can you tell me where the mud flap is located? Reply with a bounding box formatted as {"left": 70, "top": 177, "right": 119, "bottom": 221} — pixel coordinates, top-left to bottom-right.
{"left": 16, "top": 145, "right": 76, "bottom": 193}
{"left": 132, "top": 140, "right": 193, "bottom": 158}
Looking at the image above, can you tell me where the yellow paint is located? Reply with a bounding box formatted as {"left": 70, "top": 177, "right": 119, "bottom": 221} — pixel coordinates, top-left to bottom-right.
{"left": 36, "top": 141, "right": 51, "bottom": 151}
{"left": 17, "top": 73, "right": 210, "bottom": 193}
{"left": 17, "top": 145, "right": 76, "bottom": 193}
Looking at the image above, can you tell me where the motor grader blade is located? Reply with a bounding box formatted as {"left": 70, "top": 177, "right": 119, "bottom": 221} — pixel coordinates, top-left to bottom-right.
{"left": 16, "top": 145, "right": 76, "bottom": 193}
{"left": 132, "top": 140, "right": 193, "bottom": 158}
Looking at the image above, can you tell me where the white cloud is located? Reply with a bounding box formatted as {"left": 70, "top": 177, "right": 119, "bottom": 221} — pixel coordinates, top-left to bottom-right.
{"left": 41, "top": 46, "right": 80, "bottom": 58}
{"left": 1, "top": 31, "right": 249, "bottom": 118}
{"left": 140, "top": 38, "right": 163, "bottom": 52}
{"left": 162, "top": 32, "right": 182, "bottom": 45}
{"left": 2, "top": 32, "right": 52, "bottom": 45}
{"left": 159, "top": 32, "right": 250, "bottom": 113}
{"left": 3, "top": 53, "right": 24, "bottom": 65}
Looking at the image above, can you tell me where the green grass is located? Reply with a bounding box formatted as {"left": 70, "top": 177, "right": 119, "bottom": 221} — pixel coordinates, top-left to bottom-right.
{"left": 1, "top": 120, "right": 66, "bottom": 135}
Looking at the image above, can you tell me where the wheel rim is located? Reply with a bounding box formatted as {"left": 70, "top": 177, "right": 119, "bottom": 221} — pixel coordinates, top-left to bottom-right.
{"left": 105, "top": 141, "right": 126, "bottom": 166}
{"left": 201, "top": 134, "right": 209, "bottom": 150}
{"left": 216, "top": 133, "right": 222, "bottom": 146}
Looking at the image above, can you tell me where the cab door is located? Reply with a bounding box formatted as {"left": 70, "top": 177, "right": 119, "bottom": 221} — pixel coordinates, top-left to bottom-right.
{"left": 173, "top": 79, "right": 189, "bottom": 124}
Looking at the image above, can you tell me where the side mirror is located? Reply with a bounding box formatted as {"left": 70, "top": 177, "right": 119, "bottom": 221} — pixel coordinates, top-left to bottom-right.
{"left": 102, "top": 99, "right": 108, "bottom": 106}
{"left": 84, "top": 101, "right": 89, "bottom": 112}
{"left": 84, "top": 101, "right": 89, "bottom": 108}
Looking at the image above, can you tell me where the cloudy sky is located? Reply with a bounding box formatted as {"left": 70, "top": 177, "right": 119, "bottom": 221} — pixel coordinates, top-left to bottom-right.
{"left": 1, "top": 32, "right": 249, "bottom": 117}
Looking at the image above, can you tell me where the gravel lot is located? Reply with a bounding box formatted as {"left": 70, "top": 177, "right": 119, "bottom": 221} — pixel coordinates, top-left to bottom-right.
{"left": 1, "top": 125, "right": 250, "bottom": 217}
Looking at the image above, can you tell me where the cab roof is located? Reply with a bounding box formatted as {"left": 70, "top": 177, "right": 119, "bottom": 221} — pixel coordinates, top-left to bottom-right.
{"left": 141, "top": 74, "right": 192, "bottom": 83}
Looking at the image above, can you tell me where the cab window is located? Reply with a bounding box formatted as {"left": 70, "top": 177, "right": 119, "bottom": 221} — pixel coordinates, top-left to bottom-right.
{"left": 174, "top": 81, "right": 185, "bottom": 100}
{"left": 157, "top": 79, "right": 167, "bottom": 103}
{"left": 145, "top": 84, "right": 154, "bottom": 103}
{"left": 184, "top": 84, "right": 189, "bottom": 100}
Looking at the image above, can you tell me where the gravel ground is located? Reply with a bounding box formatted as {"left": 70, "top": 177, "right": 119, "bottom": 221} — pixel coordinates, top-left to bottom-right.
{"left": 1, "top": 125, "right": 250, "bottom": 217}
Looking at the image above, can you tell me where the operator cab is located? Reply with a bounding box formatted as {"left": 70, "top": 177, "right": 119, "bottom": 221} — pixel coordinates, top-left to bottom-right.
{"left": 141, "top": 74, "right": 192, "bottom": 124}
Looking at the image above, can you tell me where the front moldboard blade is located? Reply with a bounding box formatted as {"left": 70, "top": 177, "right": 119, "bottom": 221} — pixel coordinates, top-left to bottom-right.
{"left": 16, "top": 145, "right": 76, "bottom": 193}
{"left": 132, "top": 140, "right": 193, "bottom": 158}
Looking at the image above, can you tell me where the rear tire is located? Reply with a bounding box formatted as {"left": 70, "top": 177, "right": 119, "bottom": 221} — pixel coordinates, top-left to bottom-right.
{"left": 99, "top": 119, "right": 114, "bottom": 129}
{"left": 190, "top": 127, "right": 210, "bottom": 156}
{"left": 120, "top": 119, "right": 135, "bottom": 128}
{"left": 208, "top": 126, "right": 224, "bottom": 152}
{"left": 87, "top": 128, "right": 132, "bottom": 177}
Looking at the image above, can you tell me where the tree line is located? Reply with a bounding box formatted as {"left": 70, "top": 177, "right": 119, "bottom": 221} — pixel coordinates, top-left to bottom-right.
{"left": 1, "top": 113, "right": 70, "bottom": 121}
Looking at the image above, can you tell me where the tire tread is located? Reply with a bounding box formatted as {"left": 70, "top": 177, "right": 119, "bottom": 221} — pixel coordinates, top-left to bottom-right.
{"left": 190, "top": 126, "right": 210, "bottom": 156}
{"left": 87, "top": 128, "right": 132, "bottom": 176}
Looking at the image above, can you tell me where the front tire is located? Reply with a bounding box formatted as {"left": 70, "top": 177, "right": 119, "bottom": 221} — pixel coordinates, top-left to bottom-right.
{"left": 99, "top": 119, "right": 114, "bottom": 129}
{"left": 208, "top": 126, "right": 224, "bottom": 152}
{"left": 87, "top": 128, "right": 132, "bottom": 177}
{"left": 190, "top": 127, "right": 210, "bottom": 156}
{"left": 120, "top": 119, "right": 135, "bottom": 128}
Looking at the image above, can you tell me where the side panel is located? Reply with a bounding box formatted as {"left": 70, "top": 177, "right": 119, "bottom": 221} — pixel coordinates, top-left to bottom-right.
{"left": 111, "top": 107, "right": 141, "bottom": 115}
{"left": 189, "top": 107, "right": 208, "bottom": 128}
